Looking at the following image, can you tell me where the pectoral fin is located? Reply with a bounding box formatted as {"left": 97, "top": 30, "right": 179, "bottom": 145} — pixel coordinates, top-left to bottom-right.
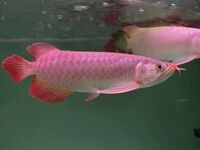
{"left": 173, "top": 53, "right": 198, "bottom": 65}
{"left": 96, "top": 81, "right": 141, "bottom": 94}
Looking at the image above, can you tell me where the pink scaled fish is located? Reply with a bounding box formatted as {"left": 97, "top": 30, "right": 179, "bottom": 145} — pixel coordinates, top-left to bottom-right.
{"left": 2, "top": 42, "right": 182, "bottom": 103}
{"left": 123, "top": 26, "right": 200, "bottom": 65}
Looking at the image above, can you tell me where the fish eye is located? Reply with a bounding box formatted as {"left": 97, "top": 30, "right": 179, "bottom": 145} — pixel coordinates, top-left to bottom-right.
{"left": 156, "top": 64, "right": 165, "bottom": 72}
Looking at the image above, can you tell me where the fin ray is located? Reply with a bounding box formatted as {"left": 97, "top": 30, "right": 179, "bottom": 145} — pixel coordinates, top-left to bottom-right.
{"left": 2, "top": 55, "right": 32, "bottom": 83}
{"left": 29, "top": 77, "right": 71, "bottom": 103}
{"left": 27, "top": 42, "right": 58, "bottom": 58}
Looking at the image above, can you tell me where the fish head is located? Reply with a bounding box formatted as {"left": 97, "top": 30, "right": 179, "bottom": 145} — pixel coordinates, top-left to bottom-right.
{"left": 137, "top": 60, "right": 184, "bottom": 87}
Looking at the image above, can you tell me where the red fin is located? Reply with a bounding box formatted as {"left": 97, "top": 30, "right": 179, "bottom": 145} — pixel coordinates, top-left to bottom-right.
{"left": 104, "top": 34, "right": 117, "bottom": 52}
{"left": 2, "top": 55, "right": 32, "bottom": 83}
{"left": 27, "top": 42, "right": 58, "bottom": 58}
{"left": 104, "top": 31, "right": 129, "bottom": 53}
{"left": 103, "top": 7, "right": 119, "bottom": 26}
{"left": 29, "top": 77, "right": 71, "bottom": 103}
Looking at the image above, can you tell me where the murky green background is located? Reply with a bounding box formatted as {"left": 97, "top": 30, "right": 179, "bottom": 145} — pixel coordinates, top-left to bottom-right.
{"left": 0, "top": 0, "right": 200, "bottom": 150}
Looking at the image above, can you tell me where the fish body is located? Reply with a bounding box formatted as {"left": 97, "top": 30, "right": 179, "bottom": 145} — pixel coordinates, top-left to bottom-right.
{"left": 2, "top": 43, "right": 178, "bottom": 103}
{"left": 123, "top": 26, "right": 200, "bottom": 65}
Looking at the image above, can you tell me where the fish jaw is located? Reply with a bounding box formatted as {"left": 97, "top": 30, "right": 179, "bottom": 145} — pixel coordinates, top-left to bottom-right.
{"left": 153, "top": 63, "right": 185, "bottom": 86}
{"left": 143, "top": 70, "right": 174, "bottom": 88}
{"left": 141, "top": 62, "right": 180, "bottom": 88}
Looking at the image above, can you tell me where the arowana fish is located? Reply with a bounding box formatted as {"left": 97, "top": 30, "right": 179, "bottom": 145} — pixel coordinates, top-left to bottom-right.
{"left": 2, "top": 42, "right": 182, "bottom": 103}
{"left": 105, "top": 26, "right": 200, "bottom": 65}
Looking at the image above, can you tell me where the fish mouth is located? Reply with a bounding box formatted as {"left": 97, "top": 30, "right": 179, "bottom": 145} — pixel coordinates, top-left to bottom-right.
{"left": 157, "top": 63, "right": 186, "bottom": 83}
{"left": 143, "top": 63, "right": 185, "bottom": 88}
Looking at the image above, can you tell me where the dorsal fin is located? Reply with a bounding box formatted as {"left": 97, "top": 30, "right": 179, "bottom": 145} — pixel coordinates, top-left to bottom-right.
{"left": 27, "top": 42, "right": 58, "bottom": 58}
{"left": 122, "top": 26, "right": 140, "bottom": 39}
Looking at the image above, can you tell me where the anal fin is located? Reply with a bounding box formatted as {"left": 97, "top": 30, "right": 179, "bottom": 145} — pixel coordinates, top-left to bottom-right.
{"left": 29, "top": 77, "right": 71, "bottom": 103}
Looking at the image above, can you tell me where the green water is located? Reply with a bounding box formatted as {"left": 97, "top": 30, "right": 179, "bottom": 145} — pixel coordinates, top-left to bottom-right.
{"left": 0, "top": 0, "right": 200, "bottom": 150}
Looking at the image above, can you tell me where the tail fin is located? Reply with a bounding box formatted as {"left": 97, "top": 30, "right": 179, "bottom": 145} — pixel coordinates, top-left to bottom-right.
{"left": 104, "top": 33, "right": 117, "bottom": 52}
{"left": 104, "top": 31, "right": 128, "bottom": 53}
{"left": 2, "top": 55, "right": 33, "bottom": 83}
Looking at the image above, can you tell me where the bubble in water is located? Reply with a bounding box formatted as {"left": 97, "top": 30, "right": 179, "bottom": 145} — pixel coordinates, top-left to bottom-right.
{"left": 41, "top": 10, "right": 47, "bottom": 15}
{"left": 89, "top": 17, "right": 94, "bottom": 21}
{"left": 155, "top": 1, "right": 161, "bottom": 5}
{"left": 57, "top": 14, "right": 63, "bottom": 20}
{"left": 102, "top": 2, "right": 110, "bottom": 7}
{"left": 175, "top": 98, "right": 190, "bottom": 104}
{"left": 34, "top": 22, "right": 45, "bottom": 30}
{"left": 125, "top": 0, "right": 143, "bottom": 4}
{"left": 170, "top": 3, "right": 177, "bottom": 9}
{"left": 139, "top": 8, "right": 144, "bottom": 12}
{"left": 47, "top": 24, "right": 53, "bottom": 29}
{"left": 4, "top": 1, "right": 7, "bottom": 5}
{"left": 74, "top": 5, "right": 89, "bottom": 11}
{"left": 0, "top": 16, "right": 5, "bottom": 21}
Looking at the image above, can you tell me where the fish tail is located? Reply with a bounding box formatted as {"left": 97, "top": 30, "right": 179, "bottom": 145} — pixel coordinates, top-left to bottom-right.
{"left": 2, "top": 55, "right": 33, "bottom": 83}
{"left": 104, "top": 33, "right": 117, "bottom": 52}
{"left": 104, "top": 31, "right": 129, "bottom": 53}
